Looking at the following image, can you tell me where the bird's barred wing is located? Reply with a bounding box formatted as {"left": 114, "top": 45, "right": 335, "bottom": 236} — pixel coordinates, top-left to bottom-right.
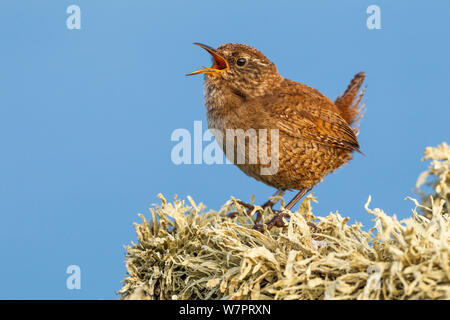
{"left": 272, "top": 106, "right": 361, "bottom": 152}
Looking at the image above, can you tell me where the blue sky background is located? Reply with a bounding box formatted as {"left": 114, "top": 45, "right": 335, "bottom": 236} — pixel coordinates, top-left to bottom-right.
{"left": 0, "top": 1, "right": 448, "bottom": 299}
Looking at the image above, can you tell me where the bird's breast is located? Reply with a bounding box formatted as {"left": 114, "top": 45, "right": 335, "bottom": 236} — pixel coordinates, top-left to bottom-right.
{"left": 204, "top": 80, "right": 252, "bottom": 131}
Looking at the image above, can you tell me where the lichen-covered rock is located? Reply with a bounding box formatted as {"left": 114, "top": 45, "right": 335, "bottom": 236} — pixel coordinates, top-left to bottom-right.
{"left": 119, "top": 143, "right": 450, "bottom": 300}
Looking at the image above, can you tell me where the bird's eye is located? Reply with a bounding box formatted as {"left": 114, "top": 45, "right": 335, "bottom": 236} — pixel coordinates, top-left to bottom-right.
{"left": 236, "top": 58, "right": 247, "bottom": 67}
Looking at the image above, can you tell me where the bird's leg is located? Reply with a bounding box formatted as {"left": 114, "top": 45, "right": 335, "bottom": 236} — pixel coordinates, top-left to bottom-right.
{"left": 253, "top": 189, "right": 285, "bottom": 224}
{"left": 264, "top": 187, "right": 316, "bottom": 230}
{"left": 227, "top": 189, "right": 285, "bottom": 220}
{"left": 285, "top": 187, "right": 312, "bottom": 211}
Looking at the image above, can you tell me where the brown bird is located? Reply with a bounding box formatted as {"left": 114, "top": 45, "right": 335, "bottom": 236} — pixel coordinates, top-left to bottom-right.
{"left": 187, "top": 43, "right": 365, "bottom": 229}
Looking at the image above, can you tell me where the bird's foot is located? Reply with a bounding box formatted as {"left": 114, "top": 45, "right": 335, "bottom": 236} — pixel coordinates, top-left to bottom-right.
{"left": 251, "top": 208, "right": 286, "bottom": 232}
{"left": 227, "top": 199, "right": 277, "bottom": 222}
{"left": 263, "top": 210, "right": 318, "bottom": 232}
{"left": 228, "top": 193, "right": 318, "bottom": 233}
{"left": 265, "top": 210, "right": 290, "bottom": 229}
{"left": 227, "top": 190, "right": 286, "bottom": 231}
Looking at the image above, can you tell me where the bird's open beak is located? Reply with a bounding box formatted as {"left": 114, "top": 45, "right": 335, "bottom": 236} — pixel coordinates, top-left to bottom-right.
{"left": 186, "top": 43, "right": 229, "bottom": 76}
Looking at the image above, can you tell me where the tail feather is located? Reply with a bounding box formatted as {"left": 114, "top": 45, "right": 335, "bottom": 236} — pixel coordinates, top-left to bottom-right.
{"left": 335, "top": 72, "right": 366, "bottom": 134}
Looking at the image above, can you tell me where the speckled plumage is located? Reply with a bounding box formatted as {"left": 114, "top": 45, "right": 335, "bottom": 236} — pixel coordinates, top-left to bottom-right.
{"left": 189, "top": 43, "right": 365, "bottom": 205}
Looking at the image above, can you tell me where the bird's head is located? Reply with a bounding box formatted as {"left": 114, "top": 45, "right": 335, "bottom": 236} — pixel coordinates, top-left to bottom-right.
{"left": 187, "top": 43, "right": 282, "bottom": 97}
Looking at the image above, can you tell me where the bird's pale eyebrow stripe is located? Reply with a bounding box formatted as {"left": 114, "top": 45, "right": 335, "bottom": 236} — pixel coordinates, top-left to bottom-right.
{"left": 255, "top": 61, "right": 269, "bottom": 67}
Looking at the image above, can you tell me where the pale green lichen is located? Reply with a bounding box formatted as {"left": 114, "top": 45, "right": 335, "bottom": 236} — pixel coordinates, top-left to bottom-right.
{"left": 416, "top": 142, "right": 449, "bottom": 218}
{"left": 119, "top": 143, "right": 450, "bottom": 300}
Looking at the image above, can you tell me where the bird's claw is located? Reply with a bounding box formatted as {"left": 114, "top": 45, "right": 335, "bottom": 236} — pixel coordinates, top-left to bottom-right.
{"left": 227, "top": 200, "right": 258, "bottom": 219}
{"left": 265, "top": 211, "right": 318, "bottom": 232}
{"left": 228, "top": 198, "right": 318, "bottom": 233}
{"left": 265, "top": 211, "right": 290, "bottom": 229}
{"left": 227, "top": 200, "right": 273, "bottom": 221}
{"left": 252, "top": 224, "right": 265, "bottom": 233}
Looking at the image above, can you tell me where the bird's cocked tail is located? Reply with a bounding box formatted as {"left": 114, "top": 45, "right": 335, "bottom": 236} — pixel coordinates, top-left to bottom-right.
{"left": 334, "top": 72, "right": 366, "bottom": 134}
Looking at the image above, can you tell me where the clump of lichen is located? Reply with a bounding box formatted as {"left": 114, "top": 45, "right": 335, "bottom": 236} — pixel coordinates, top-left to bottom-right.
{"left": 119, "top": 143, "right": 450, "bottom": 300}
{"left": 416, "top": 142, "right": 449, "bottom": 218}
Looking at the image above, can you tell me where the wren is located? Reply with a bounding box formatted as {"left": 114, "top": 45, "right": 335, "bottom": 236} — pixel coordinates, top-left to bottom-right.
{"left": 187, "top": 43, "right": 365, "bottom": 229}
